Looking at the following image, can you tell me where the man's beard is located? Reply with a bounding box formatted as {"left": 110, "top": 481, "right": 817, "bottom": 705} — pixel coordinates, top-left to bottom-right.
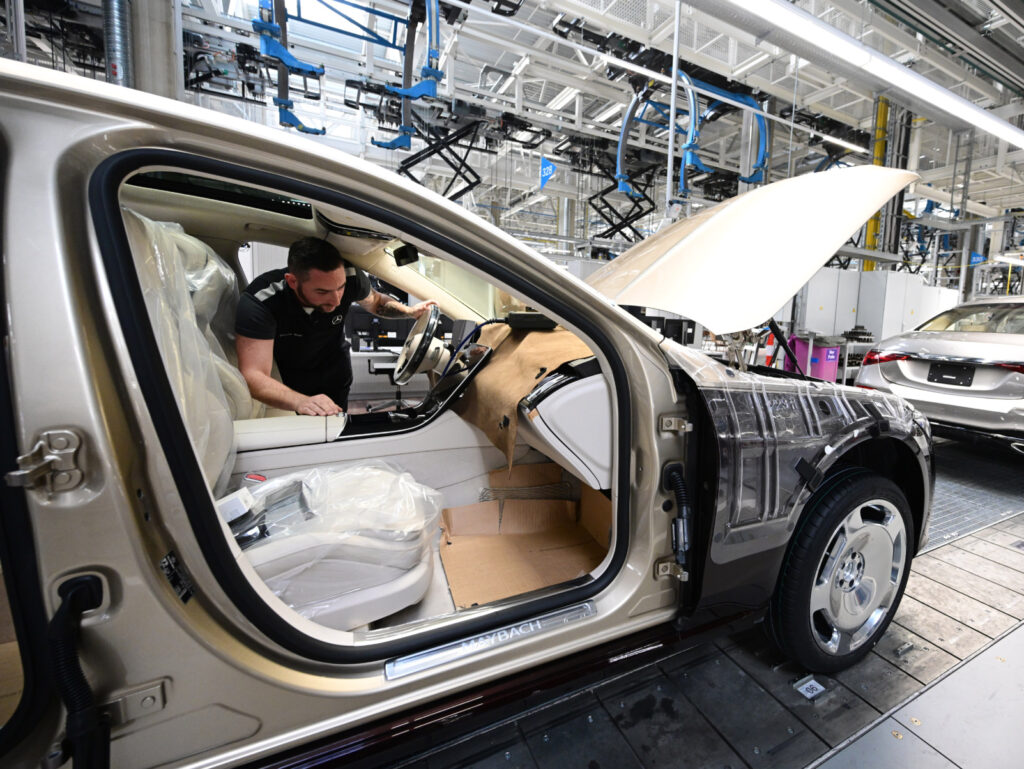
{"left": 296, "top": 283, "right": 338, "bottom": 313}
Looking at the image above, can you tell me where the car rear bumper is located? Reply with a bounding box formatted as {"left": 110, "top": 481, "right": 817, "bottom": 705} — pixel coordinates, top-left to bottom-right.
{"left": 887, "top": 383, "right": 1024, "bottom": 433}
{"left": 857, "top": 366, "right": 1024, "bottom": 435}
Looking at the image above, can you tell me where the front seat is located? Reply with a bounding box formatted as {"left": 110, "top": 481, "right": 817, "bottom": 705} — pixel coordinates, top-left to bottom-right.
{"left": 122, "top": 208, "right": 238, "bottom": 491}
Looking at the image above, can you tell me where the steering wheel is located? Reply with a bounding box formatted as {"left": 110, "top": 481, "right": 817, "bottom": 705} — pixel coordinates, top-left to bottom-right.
{"left": 394, "top": 304, "right": 441, "bottom": 385}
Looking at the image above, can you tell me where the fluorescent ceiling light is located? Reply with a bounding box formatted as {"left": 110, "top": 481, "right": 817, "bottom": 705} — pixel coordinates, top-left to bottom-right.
{"left": 548, "top": 86, "right": 580, "bottom": 111}
{"left": 810, "top": 131, "right": 870, "bottom": 154}
{"left": 725, "top": 0, "right": 1024, "bottom": 151}
{"left": 594, "top": 102, "right": 625, "bottom": 122}
{"left": 732, "top": 52, "right": 770, "bottom": 78}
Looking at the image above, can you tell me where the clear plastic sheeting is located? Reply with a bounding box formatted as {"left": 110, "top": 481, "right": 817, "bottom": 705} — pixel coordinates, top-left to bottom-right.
{"left": 239, "top": 462, "right": 443, "bottom": 629}
{"left": 122, "top": 209, "right": 240, "bottom": 492}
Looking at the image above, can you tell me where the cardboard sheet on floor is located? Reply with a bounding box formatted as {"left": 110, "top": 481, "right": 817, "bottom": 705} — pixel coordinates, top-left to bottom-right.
{"left": 439, "top": 463, "right": 610, "bottom": 609}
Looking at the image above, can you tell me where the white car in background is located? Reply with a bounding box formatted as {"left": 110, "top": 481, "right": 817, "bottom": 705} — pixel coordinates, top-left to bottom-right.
{"left": 856, "top": 296, "right": 1024, "bottom": 453}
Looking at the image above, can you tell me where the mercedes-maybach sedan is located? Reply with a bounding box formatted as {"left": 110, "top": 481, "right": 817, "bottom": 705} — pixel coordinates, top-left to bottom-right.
{"left": 0, "top": 60, "right": 931, "bottom": 768}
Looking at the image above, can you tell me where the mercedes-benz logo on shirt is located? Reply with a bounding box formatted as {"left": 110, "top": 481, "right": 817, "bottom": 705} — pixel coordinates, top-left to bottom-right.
{"left": 332, "top": 315, "right": 344, "bottom": 325}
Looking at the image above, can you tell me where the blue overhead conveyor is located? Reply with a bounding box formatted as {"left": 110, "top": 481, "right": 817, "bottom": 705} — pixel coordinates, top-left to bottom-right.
{"left": 614, "top": 70, "right": 769, "bottom": 200}
{"left": 386, "top": 0, "right": 444, "bottom": 101}
{"left": 253, "top": 0, "right": 326, "bottom": 135}
{"left": 371, "top": 0, "right": 446, "bottom": 149}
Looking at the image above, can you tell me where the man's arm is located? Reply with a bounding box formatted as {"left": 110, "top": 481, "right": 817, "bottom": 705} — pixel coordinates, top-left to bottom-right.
{"left": 357, "top": 288, "right": 437, "bottom": 319}
{"left": 236, "top": 334, "right": 342, "bottom": 416}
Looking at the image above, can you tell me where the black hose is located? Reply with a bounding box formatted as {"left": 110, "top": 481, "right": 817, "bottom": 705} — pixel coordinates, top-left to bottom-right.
{"left": 47, "top": 576, "right": 109, "bottom": 768}
{"left": 768, "top": 318, "right": 805, "bottom": 377}
{"left": 666, "top": 466, "right": 691, "bottom": 568}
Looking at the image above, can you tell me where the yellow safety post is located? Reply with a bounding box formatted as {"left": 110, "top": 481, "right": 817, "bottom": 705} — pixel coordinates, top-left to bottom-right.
{"left": 864, "top": 96, "right": 889, "bottom": 271}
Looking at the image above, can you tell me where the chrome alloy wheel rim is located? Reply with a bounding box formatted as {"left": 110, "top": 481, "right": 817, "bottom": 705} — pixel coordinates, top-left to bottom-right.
{"left": 810, "top": 500, "right": 907, "bottom": 657}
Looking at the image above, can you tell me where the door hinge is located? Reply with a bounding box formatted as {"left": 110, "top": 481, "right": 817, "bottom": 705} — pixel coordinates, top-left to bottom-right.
{"left": 4, "top": 429, "right": 83, "bottom": 492}
{"left": 659, "top": 416, "right": 693, "bottom": 433}
{"left": 655, "top": 557, "right": 689, "bottom": 582}
{"left": 102, "top": 680, "right": 167, "bottom": 726}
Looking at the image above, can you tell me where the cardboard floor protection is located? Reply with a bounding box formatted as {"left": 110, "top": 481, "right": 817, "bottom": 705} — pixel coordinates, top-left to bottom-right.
{"left": 439, "top": 462, "right": 610, "bottom": 609}
{"left": 440, "top": 527, "right": 606, "bottom": 609}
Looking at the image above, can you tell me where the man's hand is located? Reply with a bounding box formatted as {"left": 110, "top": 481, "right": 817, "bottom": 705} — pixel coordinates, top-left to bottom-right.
{"left": 360, "top": 290, "right": 439, "bottom": 320}
{"left": 407, "top": 299, "right": 438, "bottom": 319}
{"left": 294, "top": 394, "right": 343, "bottom": 416}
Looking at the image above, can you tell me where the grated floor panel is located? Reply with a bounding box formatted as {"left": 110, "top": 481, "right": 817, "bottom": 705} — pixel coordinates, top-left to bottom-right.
{"left": 922, "top": 440, "right": 1024, "bottom": 552}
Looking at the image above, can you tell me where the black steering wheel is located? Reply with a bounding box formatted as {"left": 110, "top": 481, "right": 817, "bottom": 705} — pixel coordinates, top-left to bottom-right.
{"left": 394, "top": 304, "right": 441, "bottom": 385}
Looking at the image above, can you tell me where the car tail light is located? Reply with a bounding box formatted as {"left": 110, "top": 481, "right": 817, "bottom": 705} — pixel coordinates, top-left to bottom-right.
{"left": 862, "top": 350, "right": 910, "bottom": 366}
{"left": 996, "top": 363, "right": 1024, "bottom": 375}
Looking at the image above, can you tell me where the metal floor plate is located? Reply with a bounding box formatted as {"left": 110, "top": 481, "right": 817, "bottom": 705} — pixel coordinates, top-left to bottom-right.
{"left": 923, "top": 441, "right": 1024, "bottom": 552}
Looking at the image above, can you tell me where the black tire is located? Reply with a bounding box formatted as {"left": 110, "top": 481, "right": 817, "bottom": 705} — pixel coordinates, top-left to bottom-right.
{"left": 769, "top": 470, "right": 915, "bottom": 673}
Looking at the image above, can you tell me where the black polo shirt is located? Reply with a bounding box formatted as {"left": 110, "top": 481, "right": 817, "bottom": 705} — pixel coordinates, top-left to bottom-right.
{"left": 235, "top": 265, "right": 372, "bottom": 406}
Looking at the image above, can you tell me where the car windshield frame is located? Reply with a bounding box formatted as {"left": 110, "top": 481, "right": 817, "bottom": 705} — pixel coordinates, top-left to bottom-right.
{"left": 917, "top": 302, "right": 1024, "bottom": 334}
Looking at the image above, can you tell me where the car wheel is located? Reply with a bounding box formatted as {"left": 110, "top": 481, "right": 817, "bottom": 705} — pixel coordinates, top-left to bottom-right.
{"left": 770, "top": 470, "right": 914, "bottom": 673}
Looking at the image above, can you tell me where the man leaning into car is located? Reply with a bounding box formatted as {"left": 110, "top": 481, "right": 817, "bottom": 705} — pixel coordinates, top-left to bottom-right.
{"left": 235, "top": 237, "right": 436, "bottom": 416}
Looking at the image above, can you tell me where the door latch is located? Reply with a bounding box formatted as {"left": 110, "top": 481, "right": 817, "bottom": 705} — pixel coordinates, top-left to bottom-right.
{"left": 654, "top": 557, "right": 689, "bottom": 582}
{"left": 659, "top": 416, "right": 692, "bottom": 433}
{"left": 4, "top": 429, "right": 83, "bottom": 492}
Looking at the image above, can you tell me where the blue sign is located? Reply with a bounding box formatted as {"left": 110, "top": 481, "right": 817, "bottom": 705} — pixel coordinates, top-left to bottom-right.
{"left": 540, "top": 157, "right": 556, "bottom": 190}
{"left": 970, "top": 251, "right": 986, "bottom": 266}
{"left": 826, "top": 348, "right": 839, "bottom": 362}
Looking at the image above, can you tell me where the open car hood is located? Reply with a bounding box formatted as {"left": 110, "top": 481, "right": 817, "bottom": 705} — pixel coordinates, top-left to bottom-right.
{"left": 585, "top": 166, "right": 918, "bottom": 335}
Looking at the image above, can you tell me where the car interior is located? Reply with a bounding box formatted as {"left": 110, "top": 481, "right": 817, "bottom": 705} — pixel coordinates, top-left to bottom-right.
{"left": 115, "top": 169, "right": 618, "bottom": 642}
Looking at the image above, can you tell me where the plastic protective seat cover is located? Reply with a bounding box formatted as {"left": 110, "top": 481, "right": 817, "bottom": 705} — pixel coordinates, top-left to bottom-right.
{"left": 123, "top": 209, "right": 242, "bottom": 490}
{"left": 237, "top": 462, "right": 443, "bottom": 630}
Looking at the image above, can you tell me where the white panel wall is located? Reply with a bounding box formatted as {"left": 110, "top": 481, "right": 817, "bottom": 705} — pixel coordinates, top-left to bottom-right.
{"left": 800, "top": 268, "right": 867, "bottom": 336}
{"left": 856, "top": 271, "right": 959, "bottom": 343}
{"left": 836, "top": 270, "right": 860, "bottom": 335}
{"left": 803, "top": 268, "right": 840, "bottom": 334}
{"left": 919, "top": 286, "right": 960, "bottom": 325}
{"left": 251, "top": 241, "right": 289, "bottom": 279}
{"left": 902, "top": 275, "right": 924, "bottom": 332}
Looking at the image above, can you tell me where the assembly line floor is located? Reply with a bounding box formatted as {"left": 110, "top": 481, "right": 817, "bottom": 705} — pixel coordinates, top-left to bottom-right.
{"left": 0, "top": 441, "right": 1021, "bottom": 765}
{"left": 390, "top": 440, "right": 1024, "bottom": 769}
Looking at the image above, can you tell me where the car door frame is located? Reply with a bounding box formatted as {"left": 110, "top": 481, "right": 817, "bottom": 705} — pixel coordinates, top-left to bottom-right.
{"left": 88, "top": 147, "right": 639, "bottom": 664}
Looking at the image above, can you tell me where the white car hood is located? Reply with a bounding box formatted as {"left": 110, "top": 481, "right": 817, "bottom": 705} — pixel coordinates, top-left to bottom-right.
{"left": 585, "top": 165, "right": 917, "bottom": 335}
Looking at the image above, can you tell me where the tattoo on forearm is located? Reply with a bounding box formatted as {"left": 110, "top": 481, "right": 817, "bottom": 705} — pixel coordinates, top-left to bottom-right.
{"left": 377, "top": 301, "right": 408, "bottom": 318}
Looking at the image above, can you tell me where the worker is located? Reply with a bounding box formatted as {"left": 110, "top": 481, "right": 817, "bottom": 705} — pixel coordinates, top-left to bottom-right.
{"left": 235, "top": 237, "right": 436, "bottom": 416}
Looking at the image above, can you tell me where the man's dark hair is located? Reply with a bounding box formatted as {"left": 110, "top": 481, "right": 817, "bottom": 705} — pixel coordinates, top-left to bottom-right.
{"left": 287, "top": 237, "right": 344, "bottom": 278}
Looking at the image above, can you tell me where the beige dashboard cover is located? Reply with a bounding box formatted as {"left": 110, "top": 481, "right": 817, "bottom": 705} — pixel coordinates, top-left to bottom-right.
{"left": 454, "top": 324, "right": 593, "bottom": 463}
{"left": 586, "top": 165, "right": 918, "bottom": 335}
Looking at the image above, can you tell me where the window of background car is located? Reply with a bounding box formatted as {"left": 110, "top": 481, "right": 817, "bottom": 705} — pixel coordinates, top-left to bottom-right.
{"left": 918, "top": 302, "right": 1024, "bottom": 333}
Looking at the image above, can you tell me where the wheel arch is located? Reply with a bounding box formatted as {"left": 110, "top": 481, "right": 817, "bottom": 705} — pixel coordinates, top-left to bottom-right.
{"left": 825, "top": 436, "right": 927, "bottom": 555}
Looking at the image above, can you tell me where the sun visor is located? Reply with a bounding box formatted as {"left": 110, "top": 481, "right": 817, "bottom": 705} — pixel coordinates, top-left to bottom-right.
{"left": 585, "top": 166, "right": 918, "bottom": 335}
